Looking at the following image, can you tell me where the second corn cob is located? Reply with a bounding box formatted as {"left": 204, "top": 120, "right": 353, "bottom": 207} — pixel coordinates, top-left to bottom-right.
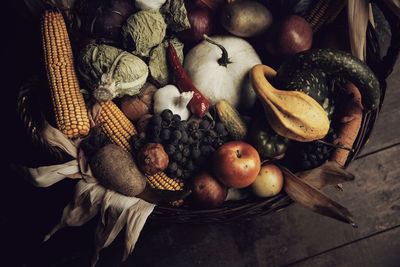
{"left": 98, "top": 100, "right": 136, "bottom": 152}
{"left": 41, "top": 9, "right": 90, "bottom": 139}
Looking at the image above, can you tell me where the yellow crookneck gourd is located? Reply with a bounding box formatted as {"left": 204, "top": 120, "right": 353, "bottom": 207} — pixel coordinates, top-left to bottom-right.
{"left": 250, "top": 64, "right": 330, "bottom": 142}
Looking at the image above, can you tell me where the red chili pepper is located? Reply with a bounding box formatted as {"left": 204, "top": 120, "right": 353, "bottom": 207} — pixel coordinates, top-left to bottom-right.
{"left": 168, "top": 41, "right": 210, "bottom": 118}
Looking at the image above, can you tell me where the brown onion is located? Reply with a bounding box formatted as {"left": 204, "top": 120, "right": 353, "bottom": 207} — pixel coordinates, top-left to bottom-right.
{"left": 178, "top": 0, "right": 215, "bottom": 45}
{"left": 120, "top": 83, "right": 156, "bottom": 121}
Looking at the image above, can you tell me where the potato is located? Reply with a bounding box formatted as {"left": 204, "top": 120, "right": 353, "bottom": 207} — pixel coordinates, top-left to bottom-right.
{"left": 221, "top": 1, "right": 272, "bottom": 38}
{"left": 90, "top": 144, "right": 147, "bottom": 197}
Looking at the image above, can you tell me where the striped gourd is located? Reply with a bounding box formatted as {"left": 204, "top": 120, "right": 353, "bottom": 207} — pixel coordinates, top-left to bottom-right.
{"left": 41, "top": 9, "right": 90, "bottom": 139}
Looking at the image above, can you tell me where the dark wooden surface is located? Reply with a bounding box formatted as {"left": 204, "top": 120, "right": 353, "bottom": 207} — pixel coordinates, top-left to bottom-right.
{"left": 3, "top": 2, "right": 400, "bottom": 267}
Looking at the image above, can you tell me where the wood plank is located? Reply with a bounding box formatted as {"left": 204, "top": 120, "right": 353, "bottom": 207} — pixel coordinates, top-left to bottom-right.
{"left": 289, "top": 225, "right": 400, "bottom": 267}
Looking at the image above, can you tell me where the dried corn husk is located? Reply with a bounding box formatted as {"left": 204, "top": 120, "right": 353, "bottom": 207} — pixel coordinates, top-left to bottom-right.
{"left": 43, "top": 181, "right": 106, "bottom": 242}
{"left": 27, "top": 104, "right": 103, "bottom": 186}
{"left": 281, "top": 164, "right": 356, "bottom": 226}
{"left": 91, "top": 189, "right": 155, "bottom": 266}
{"left": 347, "top": 0, "right": 370, "bottom": 60}
{"left": 43, "top": 181, "right": 155, "bottom": 267}
{"left": 27, "top": 121, "right": 96, "bottom": 186}
{"left": 297, "top": 161, "right": 355, "bottom": 190}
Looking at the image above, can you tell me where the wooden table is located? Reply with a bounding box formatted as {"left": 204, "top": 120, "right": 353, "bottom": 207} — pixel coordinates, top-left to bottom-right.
{"left": 3, "top": 3, "right": 400, "bottom": 266}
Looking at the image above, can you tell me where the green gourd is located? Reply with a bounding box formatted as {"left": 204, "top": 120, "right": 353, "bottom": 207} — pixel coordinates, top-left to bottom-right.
{"left": 275, "top": 49, "right": 380, "bottom": 116}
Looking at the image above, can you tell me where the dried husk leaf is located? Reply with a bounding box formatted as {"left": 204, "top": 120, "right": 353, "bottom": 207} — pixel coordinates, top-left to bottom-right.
{"left": 44, "top": 181, "right": 106, "bottom": 242}
{"left": 347, "top": 0, "right": 369, "bottom": 60}
{"left": 91, "top": 190, "right": 155, "bottom": 266}
{"left": 281, "top": 165, "right": 356, "bottom": 226}
{"left": 297, "top": 161, "right": 355, "bottom": 190}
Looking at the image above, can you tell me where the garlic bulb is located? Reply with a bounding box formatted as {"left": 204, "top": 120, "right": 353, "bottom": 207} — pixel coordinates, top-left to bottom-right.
{"left": 135, "top": 0, "right": 166, "bottom": 11}
{"left": 153, "top": 85, "right": 193, "bottom": 120}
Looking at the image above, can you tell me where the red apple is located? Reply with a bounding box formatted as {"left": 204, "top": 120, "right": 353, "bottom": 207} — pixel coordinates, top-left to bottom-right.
{"left": 191, "top": 171, "right": 228, "bottom": 208}
{"left": 212, "top": 141, "right": 261, "bottom": 188}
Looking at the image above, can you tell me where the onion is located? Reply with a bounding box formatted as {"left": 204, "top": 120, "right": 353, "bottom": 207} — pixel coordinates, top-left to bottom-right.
{"left": 177, "top": 0, "right": 214, "bottom": 45}
{"left": 91, "top": 0, "right": 136, "bottom": 44}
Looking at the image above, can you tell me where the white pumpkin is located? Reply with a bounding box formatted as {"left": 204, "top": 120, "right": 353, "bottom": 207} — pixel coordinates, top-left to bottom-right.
{"left": 183, "top": 35, "right": 261, "bottom": 110}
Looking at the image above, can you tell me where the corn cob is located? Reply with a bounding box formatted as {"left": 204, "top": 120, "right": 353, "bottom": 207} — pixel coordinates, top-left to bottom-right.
{"left": 98, "top": 100, "right": 136, "bottom": 152}
{"left": 146, "top": 172, "right": 185, "bottom": 206}
{"left": 146, "top": 172, "right": 184, "bottom": 191}
{"left": 41, "top": 9, "right": 90, "bottom": 139}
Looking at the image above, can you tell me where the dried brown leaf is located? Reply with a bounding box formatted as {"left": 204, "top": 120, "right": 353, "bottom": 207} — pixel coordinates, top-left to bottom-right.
{"left": 281, "top": 165, "right": 356, "bottom": 226}
{"left": 297, "top": 161, "right": 355, "bottom": 190}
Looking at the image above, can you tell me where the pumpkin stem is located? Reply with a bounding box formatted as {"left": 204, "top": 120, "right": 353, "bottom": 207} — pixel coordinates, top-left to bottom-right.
{"left": 203, "top": 34, "right": 232, "bottom": 67}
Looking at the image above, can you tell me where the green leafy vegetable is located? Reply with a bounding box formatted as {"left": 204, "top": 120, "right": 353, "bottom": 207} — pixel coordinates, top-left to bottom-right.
{"left": 122, "top": 10, "right": 167, "bottom": 56}
{"left": 148, "top": 38, "right": 184, "bottom": 86}
{"left": 160, "top": 0, "right": 190, "bottom": 32}
{"left": 78, "top": 43, "right": 148, "bottom": 101}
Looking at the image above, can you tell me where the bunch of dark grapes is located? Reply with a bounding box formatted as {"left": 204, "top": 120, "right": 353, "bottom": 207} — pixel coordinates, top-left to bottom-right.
{"left": 130, "top": 109, "right": 230, "bottom": 180}
{"left": 280, "top": 127, "right": 338, "bottom": 172}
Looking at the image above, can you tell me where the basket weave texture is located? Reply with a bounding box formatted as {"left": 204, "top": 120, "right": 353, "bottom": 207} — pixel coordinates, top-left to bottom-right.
{"left": 17, "top": 0, "right": 400, "bottom": 223}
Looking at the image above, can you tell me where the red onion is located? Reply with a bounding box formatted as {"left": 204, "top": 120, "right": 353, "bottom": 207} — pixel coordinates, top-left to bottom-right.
{"left": 178, "top": 0, "right": 215, "bottom": 45}
{"left": 91, "top": 0, "right": 136, "bottom": 44}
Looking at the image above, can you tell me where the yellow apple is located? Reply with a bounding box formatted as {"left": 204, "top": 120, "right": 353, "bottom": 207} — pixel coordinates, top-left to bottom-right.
{"left": 251, "top": 164, "right": 284, "bottom": 197}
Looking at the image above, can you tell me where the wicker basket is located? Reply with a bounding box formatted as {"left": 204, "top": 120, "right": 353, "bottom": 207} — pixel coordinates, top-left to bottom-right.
{"left": 17, "top": 0, "right": 400, "bottom": 224}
